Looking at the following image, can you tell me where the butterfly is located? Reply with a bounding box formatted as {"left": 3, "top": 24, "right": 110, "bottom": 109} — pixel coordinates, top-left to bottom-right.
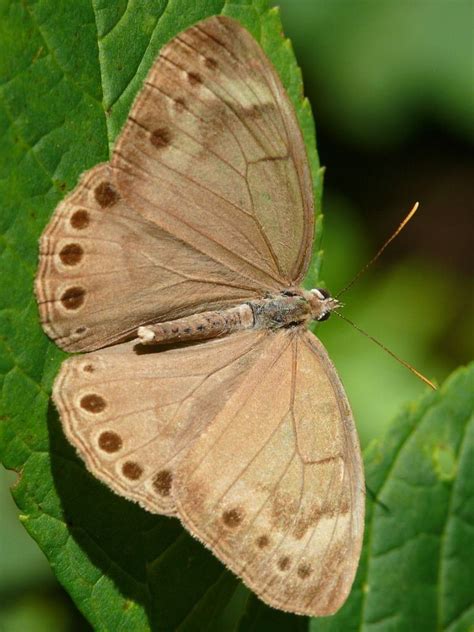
{"left": 35, "top": 15, "right": 364, "bottom": 617}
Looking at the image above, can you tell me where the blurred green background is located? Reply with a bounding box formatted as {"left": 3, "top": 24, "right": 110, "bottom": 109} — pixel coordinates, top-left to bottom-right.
{"left": 1, "top": 1, "right": 472, "bottom": 629}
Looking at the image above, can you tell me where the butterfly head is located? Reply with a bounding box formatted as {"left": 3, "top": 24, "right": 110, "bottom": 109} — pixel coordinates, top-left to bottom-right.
{"left": 308, "top": 288, "right": 341, "bottom": 322}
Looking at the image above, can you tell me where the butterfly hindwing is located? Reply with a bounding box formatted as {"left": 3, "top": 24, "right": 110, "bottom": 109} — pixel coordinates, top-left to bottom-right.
{"left": 174, "top": 329, "right": 364, "bottom": 616}
{"left": 53, "top": 331, "right": 268, "bottom": 515}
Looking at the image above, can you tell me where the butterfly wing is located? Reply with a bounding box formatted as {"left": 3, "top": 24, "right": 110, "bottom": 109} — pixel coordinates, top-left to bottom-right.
{"left": 113, "top": 15, "right": 314, "bottom": 287}
{"left": 36, "top": 163, "right": 264, "bottom": 352}
{"left": 35, "top": 16, "right": 314, "bottom": 352}
{"left": 174, "top": 329, "right": 364, "bottom": 616}
{"left": 53, "top": 331, "right": 267, "bottom": 515}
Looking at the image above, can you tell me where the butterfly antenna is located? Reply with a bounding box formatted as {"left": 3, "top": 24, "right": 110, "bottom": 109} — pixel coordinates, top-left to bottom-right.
{"left": 334, "top": 311, "right": 437, "bottom": 390}
{"left": 335, "top": 202, "right": 419, "bottom": 299}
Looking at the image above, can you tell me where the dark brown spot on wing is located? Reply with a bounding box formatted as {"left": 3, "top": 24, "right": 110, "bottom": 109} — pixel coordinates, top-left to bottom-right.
{"left": 297, "top": 563, "right": 312, "bottom": 579}
{"left": 187, "top": 71, "right": 201, "bottom": 86}
{"left": 122, "top": 461, "right": 143, "bottom": 480}
{"left": 150, "top": 127, "right": 171, "bottom": 148}
{"left": 98, "top": 431, "right": 122, "bottom": 453}
{"left": 256, "top": 535, "right": 270, "bottom": 549}
{"left": 244, "top": 103, "right": 274, "bottom": 120}
{"left": 83, "top": 364, "right": 95, "bottom": 373}
{"left": 174, "top": 97, "right": 186, "bottom": 112}
{"left": 94, "top": 182, "right": 119, "bottom": 207}
{"left": 222, "top": 507, "right": 244, "bottom": 528}
{"left": 59, "top": 243, "right": 83, "bottom": 265}
{"left": 80, "top": 394, "right": 106, "bottom": 413}
{"left": 153, "top": 470, "right": 172, "bottom": 496}
{"left": 70, "top": 209, "right": 89, "bottom": 229}
{"left": 204, "top": 57, "right": 217, "bottom": 70}
{"left": 278, "top": 556, "right": 291, "bottom": 571}
{"left": 61, "top": 287, "right": 85, "bottom": 310}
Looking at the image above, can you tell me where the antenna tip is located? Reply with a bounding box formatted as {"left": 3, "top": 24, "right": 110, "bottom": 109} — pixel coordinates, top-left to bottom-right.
{"left": 404, "top": 202, "right": 419, "bottom": 224}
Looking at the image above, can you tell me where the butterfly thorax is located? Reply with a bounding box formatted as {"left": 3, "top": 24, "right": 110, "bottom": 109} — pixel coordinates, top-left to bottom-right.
{"left": 138, "top": 288, "right": 339, "bottom": 346}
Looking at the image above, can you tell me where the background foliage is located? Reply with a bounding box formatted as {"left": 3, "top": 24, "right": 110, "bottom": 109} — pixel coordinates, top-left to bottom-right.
{"left": 1, "top": 0, "right": 472, "bottom": 630}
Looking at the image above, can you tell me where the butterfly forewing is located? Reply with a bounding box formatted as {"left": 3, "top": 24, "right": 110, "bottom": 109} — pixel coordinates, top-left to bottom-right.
{"left": 54, "top": 331, "right": 268, "bottom": 514}
{"left": 112, "top": 16, "right": 314, "bottom": 287}
{"left": 36, "top": 16, "right": 313, "bottom": 352}
{"left": 35, "top": 162, "right": 266, "bottom": 352}
{"left": 36, "top": 163, "right": 132, "bottom": 351}
{"left": 174, "top": 329, "right": 364, "bottom": 616}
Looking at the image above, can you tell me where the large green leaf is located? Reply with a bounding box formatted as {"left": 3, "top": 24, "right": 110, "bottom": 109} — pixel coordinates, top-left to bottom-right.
{"left": 0, "top": 0, "right": 321, "bottom": 629}
{"left": 2, "top": 1, "right": 473, "bottom": 631}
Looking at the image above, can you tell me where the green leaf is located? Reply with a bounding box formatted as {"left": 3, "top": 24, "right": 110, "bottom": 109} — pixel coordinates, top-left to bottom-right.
{"left": 0, "top": 0, "right": 320, "bottom": 629}
{"left": 311, "top": 362, "right": 474, "bottom": 632}
{"left": 3, "top": 2, "right": 472, "bottom": 631}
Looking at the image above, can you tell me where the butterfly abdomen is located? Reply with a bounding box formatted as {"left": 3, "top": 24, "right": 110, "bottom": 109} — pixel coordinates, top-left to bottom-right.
{"left": 138, "top": 304, "right": 255, "bottom": 345}
{"left": 138, "top": 292, "right": 316, "bottom": 346}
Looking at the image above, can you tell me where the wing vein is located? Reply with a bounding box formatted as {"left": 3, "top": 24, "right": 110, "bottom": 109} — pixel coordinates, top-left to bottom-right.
{"left": 114, "top": 149, "right": 282, "bottom": 285}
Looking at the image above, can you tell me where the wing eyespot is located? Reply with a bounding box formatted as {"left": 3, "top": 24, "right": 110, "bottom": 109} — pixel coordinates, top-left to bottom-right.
{"left": 59, "top": 243, "right": 83, "bottom": 266}
{"left": 153, "top": 470, "right": 173, "bottom": 496}
{"left": 222, "top": 507, "right": 244, "bottom": 528}
{"left": 80, "top": 393, "right": 106, "bottom": 413}
{"left": 60, "top": 287, "right": 86, "bottom": 310}
{"left": 122, "top": 461, "right": 143, "bottom": 480}
{"left": 70, "top": 209, "right": 90, "bottom": 229}
{"left": 98, "top": 431, "right": 122, "bottom": 453}
{"left": 94, "top": 182, "right": 119, "bottom": 208}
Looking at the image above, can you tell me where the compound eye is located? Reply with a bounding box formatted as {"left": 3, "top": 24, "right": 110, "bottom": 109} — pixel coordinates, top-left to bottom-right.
{"left": 318, "top": 311, "right": 331, "bottom": 322}
{"left": 315, "top": 287, "right": 331, "bottom": 299}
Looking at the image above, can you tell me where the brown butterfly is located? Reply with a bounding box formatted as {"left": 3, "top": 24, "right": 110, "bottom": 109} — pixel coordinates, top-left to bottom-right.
{"left": 35, "top": 16, "right": 364, "bottom": 616}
